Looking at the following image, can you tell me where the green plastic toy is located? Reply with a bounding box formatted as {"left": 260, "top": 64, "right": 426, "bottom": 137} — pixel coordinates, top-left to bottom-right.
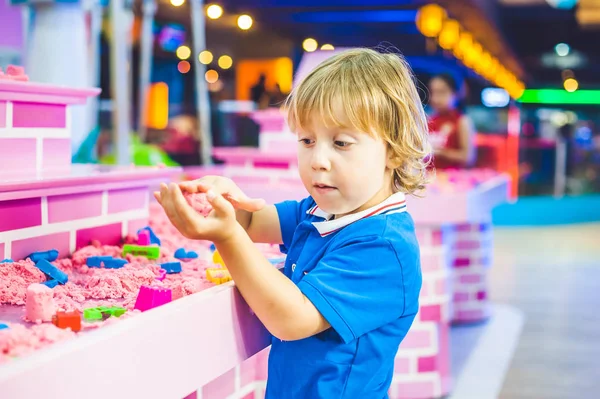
{"left": 83, "top": 308, "right": 103, "bottom": 321}
{"left": 122, "top": 244, "right": 160, "bottom": 259}
{"left": 83, "top": 306, "right": 127, "bottom": 321}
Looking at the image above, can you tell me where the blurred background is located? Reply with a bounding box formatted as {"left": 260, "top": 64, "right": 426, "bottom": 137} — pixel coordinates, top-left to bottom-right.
{"left": 1, "top": 0, "right": 599, "bottom": 398}
{"left": 2, "top": 0, "right": 599, "bottom": 202}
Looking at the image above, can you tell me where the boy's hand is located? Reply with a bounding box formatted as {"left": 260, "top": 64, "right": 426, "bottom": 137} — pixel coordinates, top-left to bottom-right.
{"left": 154, "top": 183, "right": 242, "bottom": 243}
{"left": 179, "top": 176, "right": 265, "bottom": 212}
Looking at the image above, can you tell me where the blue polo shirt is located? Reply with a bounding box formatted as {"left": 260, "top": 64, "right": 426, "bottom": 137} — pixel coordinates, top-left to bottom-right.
{"left": 267, "top": 192, "right": 422, "bottom": 399}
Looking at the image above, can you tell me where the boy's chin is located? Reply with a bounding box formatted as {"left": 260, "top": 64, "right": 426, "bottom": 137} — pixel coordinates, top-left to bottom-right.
{"left": 313, "top": 200, "right": 356, "bottom": 218}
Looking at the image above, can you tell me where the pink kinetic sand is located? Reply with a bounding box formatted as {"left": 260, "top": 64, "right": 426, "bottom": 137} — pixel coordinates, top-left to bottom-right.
{"left": 183, "top": 192, "right": 213, "bottom": 217}
{"left": 0, "top": 260, "right": 46, "bottom": 305}
{"left": 25, "top": 284, "right": 56, "bottom": 323}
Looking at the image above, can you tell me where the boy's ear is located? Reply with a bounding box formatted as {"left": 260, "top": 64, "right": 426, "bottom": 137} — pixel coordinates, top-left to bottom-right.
{"left": 386, "top": 149, "right": 402, "bottom": 169}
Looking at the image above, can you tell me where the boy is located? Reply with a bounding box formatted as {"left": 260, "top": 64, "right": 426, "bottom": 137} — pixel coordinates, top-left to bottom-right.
{"left": 156, "top": 48, "right": 431, "bottom": 398}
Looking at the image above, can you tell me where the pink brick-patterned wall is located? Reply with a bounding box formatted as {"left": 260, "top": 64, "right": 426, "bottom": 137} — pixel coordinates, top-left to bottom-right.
{"left": 250, "top": 110, "right": 287, "bottom": 133}
{"left": 12, "top": 102, "right": 66, "bottom": 128}
{"left": 0, "top": 138, "right": 37, "bottom": 175}
{"left": 0, "top": 197, "right": 41, "bottom": 232}
{"left": 0, "top": 100, "right": 71, "bottom": 177}
{"left": 261, "top": 138, "right": 296, "bottom": 153}
{"left": 388, "top": 229, "right": 452, "bottom": 399}
{"left": 108, "top": 188, "right": 148, "bottom": 214}
{"left": 48, "top": 192, "right": 103, "bottom": 223}
{"left": 42, "top": 139, "right": 71, "bottom": 171}
{"left": 0, "top": 189, "right": 150, "bottom": 261}
{"left": 76, "top": 223, "right": 122, "bottom": 249}
{"left": 11, "top": 232, "right": 71, "bottom": 261}
{"left": 128, "top": 219, "right": 149, "bottom": 236}
{"left": 443, "top": 222, "right": 493, "bottom": 323}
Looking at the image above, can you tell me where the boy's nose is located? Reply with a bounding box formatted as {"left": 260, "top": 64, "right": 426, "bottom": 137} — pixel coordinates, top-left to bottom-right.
{"left": 310, "top": 146, "right": 331, "bottom": 171}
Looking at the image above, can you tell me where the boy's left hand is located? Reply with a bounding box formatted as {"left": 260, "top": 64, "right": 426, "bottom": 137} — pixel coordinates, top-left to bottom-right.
{"left": 154, "top": 183, "right": 240, "bottom": 243}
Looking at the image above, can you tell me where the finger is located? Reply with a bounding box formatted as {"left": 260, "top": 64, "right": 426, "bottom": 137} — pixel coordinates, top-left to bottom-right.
{"left": 234, "top": 196, "right": 266, "bottom": 212}
{"left": 206, "top": 190, "right": 234, "bottom": 218}
{"left": 178, "top": 181, "right": 199, "bottom": 193}
{"left": 170, "top": 183, "right": 206, "bottom": 236}
{"left": 194, "top": 180, "right": 214, "bottom": 194}
{"left": 161, "top": 183, "right": 183, "bottom": 227}
{"left": 179, "top": 178, "right": 213, "bottom": 194}
{"left": 153, "top": 191, "right": 162, "bottom": 204}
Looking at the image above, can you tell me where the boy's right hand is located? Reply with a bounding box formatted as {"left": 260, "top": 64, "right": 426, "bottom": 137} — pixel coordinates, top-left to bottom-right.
{"left": 179, "top": 176, "right": 265, "bottom": 213}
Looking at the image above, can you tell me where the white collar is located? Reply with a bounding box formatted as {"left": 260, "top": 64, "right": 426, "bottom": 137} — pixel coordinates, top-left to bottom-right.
{"left": 306, "top": 192, "right": 407, "bottom": 237}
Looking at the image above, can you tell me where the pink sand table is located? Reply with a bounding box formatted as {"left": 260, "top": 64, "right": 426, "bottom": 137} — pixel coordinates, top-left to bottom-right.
{"left": 0, "top": 201, "right": 286, "bottom": 398}
{"left": 0, "top": 215, "right": 281, "bottom": 399}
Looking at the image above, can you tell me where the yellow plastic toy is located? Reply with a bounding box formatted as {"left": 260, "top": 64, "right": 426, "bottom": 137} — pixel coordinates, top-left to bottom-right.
{"left": 212, "top": 249, "right": 226, "bottom": 269}
{"left": 206, "top": 268, "right": 232, "bottom": 285}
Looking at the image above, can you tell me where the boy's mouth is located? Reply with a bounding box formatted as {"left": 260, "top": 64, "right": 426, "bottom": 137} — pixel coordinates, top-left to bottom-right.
{"left": 313, "top": 183, "right": 337, "bottom": 191}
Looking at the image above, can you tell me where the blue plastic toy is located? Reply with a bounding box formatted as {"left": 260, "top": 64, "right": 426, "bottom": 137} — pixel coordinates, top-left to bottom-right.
{"left": 42, "top": 280, "right": 59, "bottom": 289}
{"left": 86, "top": 256, "right": 113, "bottom": 267}
{"left": 104, "top": 258, "right": 127, "bottom": 269}
{"left": 137, "top": 226, "right": 161, "bottom": 246}
{"left": 160, "top": 261, "right": 182, "bottom": 274}
{"left": 0, "top": 323, "right": 9, "bottom": 330}
{"left": 174, "top": 248, "right": 198, "bottom": 260}
{"left": 0, "top": 259, "right": 13, "bottom": 264}
{"left": 86, "top": 256, "right": 127, "bottom": 269}
{"left": 35, "top": 259, "right": 68, "bottom": 284}
{"left": 29, "top": 250, "right": 59, "bottom": 263}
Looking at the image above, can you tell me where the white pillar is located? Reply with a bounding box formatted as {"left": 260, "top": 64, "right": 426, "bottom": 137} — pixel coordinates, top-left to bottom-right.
{"left": 191, "top": 0, "right": 213, "bottom": 165}
{"left": 109, "top": 0, "right": 132, "bottom": 165}
{"left": 86, "top": 0, "right": 103, "bottom": 146}
{"left": 26, "top": 2, "right": 90, "bottom": 155}
{"left": 138, "top": 0, "right": 157, "bottom": 143}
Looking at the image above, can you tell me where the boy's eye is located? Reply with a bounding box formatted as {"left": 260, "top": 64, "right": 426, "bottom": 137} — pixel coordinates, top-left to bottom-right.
{"left": 298, "top": 138, "right": 313, "bottom": 145}
{"left": 335, "top": 140, "right": 352, "bottom": 147}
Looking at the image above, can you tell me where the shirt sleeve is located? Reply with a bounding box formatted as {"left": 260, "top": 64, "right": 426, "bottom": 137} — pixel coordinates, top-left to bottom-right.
{"left": 297, "top": 235, "right": 419, "bottom": 344}
{"left": 274, "top": 197, "right": 315, "bottom": 254}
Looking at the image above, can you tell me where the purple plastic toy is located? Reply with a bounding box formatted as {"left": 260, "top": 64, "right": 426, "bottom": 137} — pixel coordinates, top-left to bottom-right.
{"left": 133, "top": 285, "right": 172, "bottom": 312}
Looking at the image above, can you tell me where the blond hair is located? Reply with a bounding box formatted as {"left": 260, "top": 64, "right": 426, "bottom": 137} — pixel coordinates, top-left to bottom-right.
{"left": 285, "top": 48, "right": 431, "bottom": 195}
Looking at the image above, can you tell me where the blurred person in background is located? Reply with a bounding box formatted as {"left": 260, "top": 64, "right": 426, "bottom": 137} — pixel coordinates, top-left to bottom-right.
{"left": 428, "top": 73, "right": 476, "bottom": 169}
{"left": 251, "top": 74, "right": 270, "bottom": 109}
{"left": 159, "top": 114, "right": 201, "bottom": 165}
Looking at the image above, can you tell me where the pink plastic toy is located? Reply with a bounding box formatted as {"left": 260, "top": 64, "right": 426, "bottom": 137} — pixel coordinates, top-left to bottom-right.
{"left": 0, "top": 65, "right": 29, "bottom": 82}
{"left": 138, "top": 230, "right": 151, "bottom": 246}
{"left": 133, "top": 285, "right": 172, "bottom": 312}
{"left": 156, "top": 269, "right": 167, "bottom": 281}
{"left": 25, "top": 283, "right": 56, "bottom": 323}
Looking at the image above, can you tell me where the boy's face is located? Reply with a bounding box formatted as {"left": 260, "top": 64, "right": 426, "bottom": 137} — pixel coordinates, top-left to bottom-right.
{"left": 296, "top": 113, "right": 394, "bottom": 218}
